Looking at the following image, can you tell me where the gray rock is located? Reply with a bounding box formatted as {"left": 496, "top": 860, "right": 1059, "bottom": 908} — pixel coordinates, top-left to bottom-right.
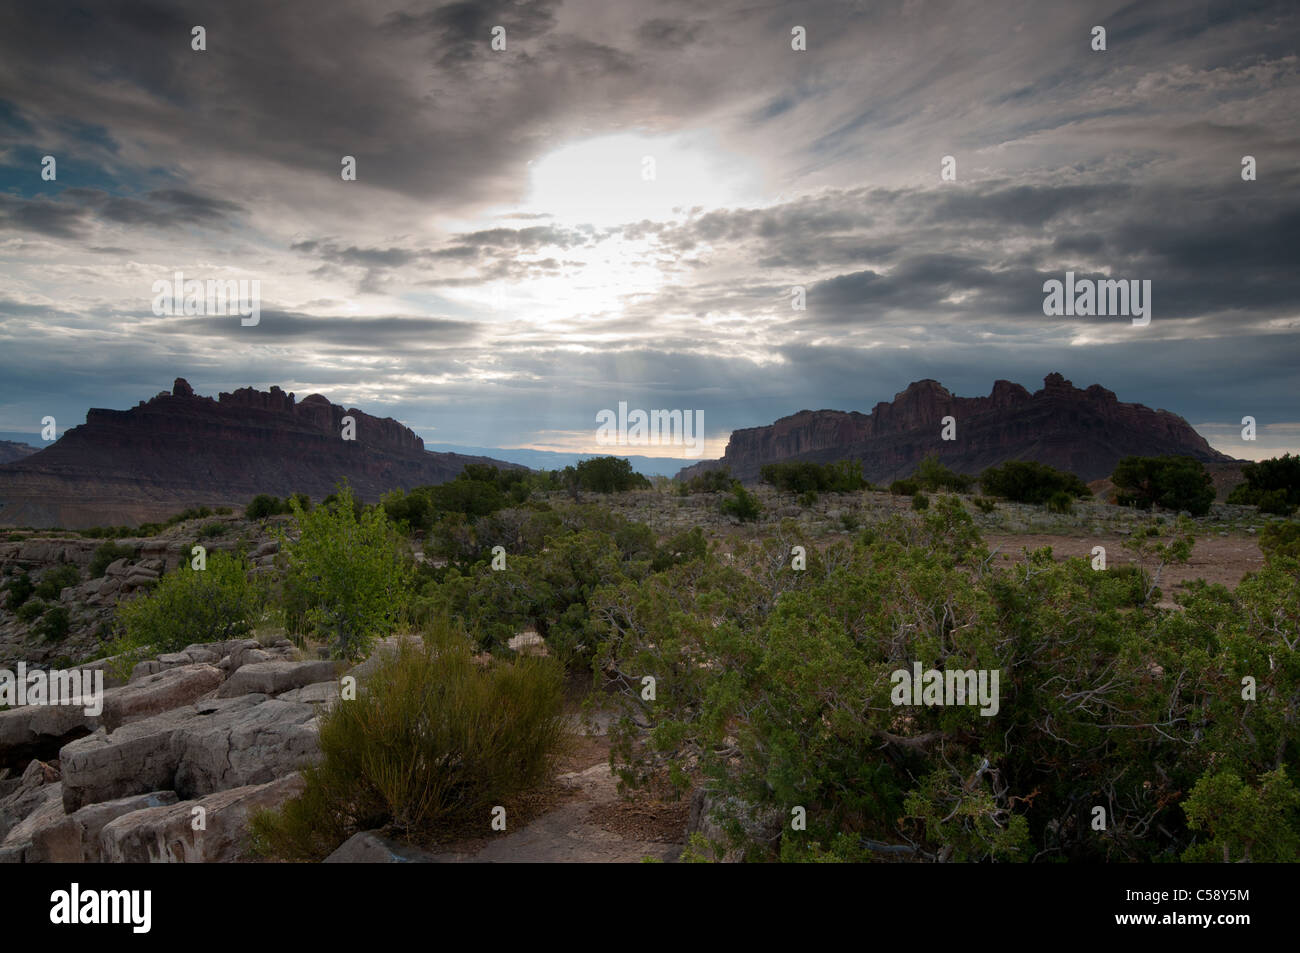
{"left": 60, "top": 694, "right": 319, "bottom": 811}
{"left": 324, "top": 830, "right": 440, "bottom": 864}
{"left": 30, "top": 790, "right": 179, "bottom": 862}
{"left": 216, "top": 660, "right": 338, "bottom": 698}
{"left": 98, "top": 773, "right": 304, "bottom": 863}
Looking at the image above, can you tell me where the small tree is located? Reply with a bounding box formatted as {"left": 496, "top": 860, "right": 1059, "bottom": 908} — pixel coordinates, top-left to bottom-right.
{"left": 280, "top": 484, "right": 414, "bottom": 660}
{"left": 1112, "top": 455, "right": 1215, "bottom": 516}
{"left": 115, "top": 550, "right": 264, "bottom": 654}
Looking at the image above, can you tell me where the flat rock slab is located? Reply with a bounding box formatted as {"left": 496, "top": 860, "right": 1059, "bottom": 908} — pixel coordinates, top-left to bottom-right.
{"left": 102, "top": 664, "right": 223, "bottom": 731}
{"left": 99, "top": 773, "right": 304, "bottom": 863}
{"left": 217, "top": 660, "right": 338, "bottom": 698}
{"left": 60, "top": 694, "right": 319, "bottom": 812}
{"left": 30, "top": 790, "right": 178, "bottom": 862}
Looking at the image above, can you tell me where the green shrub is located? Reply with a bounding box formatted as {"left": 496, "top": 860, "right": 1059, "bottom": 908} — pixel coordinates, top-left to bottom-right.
{"left": 17, "top": 599, "right": 46, "bottom": 624}
{"left": 889, "top": 478, "right": 919, "bottom": 496}
{"left": 1113, "top": 455, "right": 1215, "bottom": 516}
{"left": 197, "top": 522, "right": 226, "bottom": 539}
{"left": 1260, "top": 522, "right": 1300, "bottom": 562}
{"left": 280, "top": 484, "right": 414, "bottom": 660}
{"left": 1046, "top": 491, "right": 1074, "bottom": 514}
{"left": 973, "top": 496, "right": 997, "bottom": 514}
{"left": 113, "top": 550, "right": 264, "bottom": 655}
{"left": 912, "top": 455, "right": 975, "bottom": 493}
{"left": 797, "top": 490, "right": 818, "bottom": 507}
{"left": 980, "top": 460, "right": 1091, "bottom": 505}
{"left": 34, "top": 563, "right": 80, "bottom": 600}
{"left": 1227, "top": 453, "right": 1300, "bottom": 515}
{"left": 573, "top": 457, "right": 651, "bottom": 493}
{"left": 721, "top": 483, "right": 762, "bottom": 522}
{"left": 760, "top": 460, "right": 867, "bottom": 494}
{"left": 246, "top": 494, "right": 290, "bottom": 520}
{"left": 911, "top": 492, "right": 930, "bottom": 511}
{"left": 680, "top": 467, "right": 734, "bottom": 494}
{"left": 34, "top": 605, "right": 70, "bottom": 642}
{"left": 89, "top": 541, "right": 137, "bottom": 578}
{"left": 3, "top": 572, "right": 33, "bottom": 610}
{"left": 249, "top": 625, "right": 568, "bottom": 859}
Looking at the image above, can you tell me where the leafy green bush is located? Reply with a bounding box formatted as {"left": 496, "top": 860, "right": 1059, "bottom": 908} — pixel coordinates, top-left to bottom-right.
{"left": 912, "top": 455, "right": 975, "bottom": 493}
{"left": 1260, "top": 522, "right": 1300, "bottom": 561}
{"left": 249, "top": 625, "right": 567, "bottom": 859}
{"left": 113, "top": 550, "right": 264, "bottom": 654}
{"left": 17, "top": 599, "right": 46, "bottom": 624}
{"left": 197, "top": 522, "right": 226, "bottom": 539}
{"left": 721, "top": 483, "right": 762, "bottom": 522}
{"left": 760, "top": 460, "right": 868, "bottom": 494}
{"left": 1182, "top": 768, "right": 1300, "bottom": 862}
{"left": 889, "top": 478, "right": 919, "bottom": 496}
{"left": 1227, "top": 453, "right": 1300, "bottom": 515}
{"left": 3, "top": 572, "right": 33, "bottom": 610}
{"left": 594, "top": 497, "right": 1299, "bottom": 863}
{"left": 89, "top": 541, "right": 137, "bottom": 578}
{"left": 797, "top": 490, "right": 818, "bottom": 507}
{"left": 246, "top": 494, "right": 291, "bottom": 520}
{"left": 573, "top": 456, "right": 651, "bottom": 493}
{"left": 973, "top": 496, "right": 997, "bottom": 514}
{"left": 1112, "top": 455, "right": 1215, "bottom": 516}
{"left": 910, "top": 491, "right": 930, "bottom": 511}
{"left": 679, "top": 467, "right": 734, "bottom": 494}
{"left": 280, "top": 484, "right": 413, "bottom": 660}
{"left": 980, "top": 460, "right": 1091, "bottom": 505}
{"left": 34, "top": 563, "right": 80, "bottom": 600}
{"left": 1045, "top": 491, "right": 1074, "bottom": 514}
{"left": 34, "top": 605, "right": 70, "bottom": 642}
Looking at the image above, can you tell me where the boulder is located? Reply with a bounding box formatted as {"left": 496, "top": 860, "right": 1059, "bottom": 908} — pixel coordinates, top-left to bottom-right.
{"left": 0, "top": 782, "right": 64, "bottom": 861}
{"left": 0, "top": 760, "right": 59, "bottom": 842}
{"left": 324, "top": 830, "right": 440, "bottom": 864}
{"left": 225, "top": 642, "right": 271, "bottom": 672}
{"left": 60, "top": 694, "right": 318, "bottom": 811}
{"left": 99, "top": 773, "right": 305, "bottom": 863}
{"left": 216, "top": 660, "right": 338, "bottom": 698}
{"left": 0, "top": 701, "right": 95, "bottom": 773}
{"left": 30, "top": 790, "right": 179, "bottom": 862}
{"left": 277, "top": 681, "right": 340, "bottom": 712}
{"left": 101, "top": 664, "right": 224, "bottom": 731}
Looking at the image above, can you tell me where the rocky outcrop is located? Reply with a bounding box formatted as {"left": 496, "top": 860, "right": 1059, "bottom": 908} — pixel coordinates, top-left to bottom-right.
{"left": 98, "top": 773, "right": 305, "bottom": 863}
{"left": 678, "top": 373, "right": 1237, "bottom": 485}
{"left": 0, "top": 378, "right": 520, "bottom": 528}
{"left": 0, "top": 441, "right": 36, "bottom": 465}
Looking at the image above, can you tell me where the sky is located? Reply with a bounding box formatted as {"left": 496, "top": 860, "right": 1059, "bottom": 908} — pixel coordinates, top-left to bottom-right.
{"left": 1, "top": 0, "right": 1297, "bottom": 463}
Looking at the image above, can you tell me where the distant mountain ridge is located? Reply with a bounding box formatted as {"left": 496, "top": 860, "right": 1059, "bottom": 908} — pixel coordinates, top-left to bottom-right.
{"left": 677, "top": 373, "right": 1237, "bottom": 485}
{"left": 0, "top": 379, "right": 516, "bottom": 528}
{"left": 0, "top": 440, "right": 36, "bottom": 465}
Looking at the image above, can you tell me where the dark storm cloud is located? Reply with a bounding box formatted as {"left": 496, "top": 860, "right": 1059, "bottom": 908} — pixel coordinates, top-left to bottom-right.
{"left": 151, "top": 311, "right": 482, "bottom": 350}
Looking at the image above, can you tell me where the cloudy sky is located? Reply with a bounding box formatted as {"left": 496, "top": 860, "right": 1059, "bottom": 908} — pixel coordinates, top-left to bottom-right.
{"left": 1, "top": 0, "right": 1297, "bottom": 462}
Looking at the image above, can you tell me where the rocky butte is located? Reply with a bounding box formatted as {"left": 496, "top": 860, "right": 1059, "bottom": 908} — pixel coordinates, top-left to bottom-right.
{"left": 0, "top": 379, "right": 515, "bottom": 529}
{"left": 677, "top": 373, "right": 1237, "bottom": 485}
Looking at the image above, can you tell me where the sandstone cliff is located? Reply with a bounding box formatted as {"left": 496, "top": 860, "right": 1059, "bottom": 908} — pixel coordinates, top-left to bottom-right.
{"left": 0, "top": 379, "right": 516, "bottom": 528}
{"left": 677, "top": 373, "right": 1236, "bottom": 485}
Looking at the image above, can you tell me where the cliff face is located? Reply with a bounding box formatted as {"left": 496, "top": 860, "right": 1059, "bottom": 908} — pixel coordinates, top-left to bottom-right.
{"left": 0, "top": 379, "right": 516, "bottom": 528}
{"left": 678, "top": 373, "right": 1236, "bottom": 485}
